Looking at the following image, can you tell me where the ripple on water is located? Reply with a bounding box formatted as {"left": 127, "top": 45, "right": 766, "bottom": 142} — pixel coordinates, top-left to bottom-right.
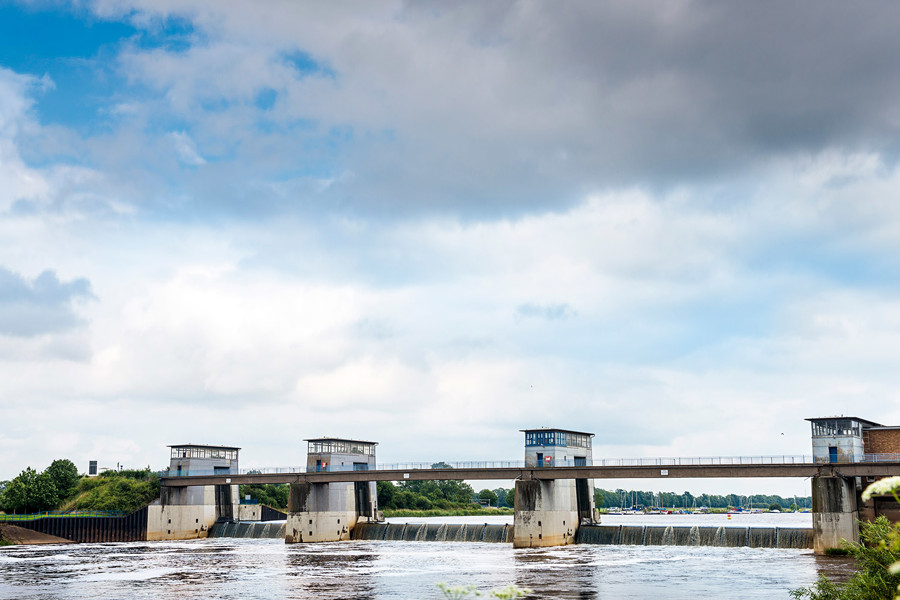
{"left": 0, "top": 536, "right": 853, "bottom": 600}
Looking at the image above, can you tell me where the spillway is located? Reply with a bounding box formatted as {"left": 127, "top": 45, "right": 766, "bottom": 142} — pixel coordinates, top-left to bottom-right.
{"left": 208, "top": 520, "right": 286, "bottom": 539}
{"left": 575, "top": 524, "right": 813, "bottom": 548}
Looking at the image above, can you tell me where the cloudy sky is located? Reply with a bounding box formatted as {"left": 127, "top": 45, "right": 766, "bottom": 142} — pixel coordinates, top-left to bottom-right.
{"left": 2, "top": 0, "right": 900, "bottom": 496}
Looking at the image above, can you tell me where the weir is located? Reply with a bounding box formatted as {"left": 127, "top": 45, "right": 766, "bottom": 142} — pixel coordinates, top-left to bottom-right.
{"left": 352, "top": 522, "right": 513, "bottom": 543}
{"left": 147, "top": 444, "right": 240, "bottom": 541}
{"left": 346, "top": 522, "right": 813, "bottom": 548}
{"left": 284, "top": 438, "right": 380, "bottom": 543}
{"left": 575, "top": 524, "right": 813, "bottom": 549}
{"left": 208, "top": 520, "right": 286, "bottom": 539}
{"left": 513, "top": 428, "right": 598, "bottom": 548}
{"left": 117, "top": 417, "right": 900, "bottom": 547}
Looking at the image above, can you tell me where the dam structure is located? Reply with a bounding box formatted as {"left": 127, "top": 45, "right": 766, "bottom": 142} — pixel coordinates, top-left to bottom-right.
{"left": 157, "top": 416, "right": 900, "bottom": 554}
{"left": 7, "top": 416, "right": 900, "bottom": 553}
{"left": 284, "top": 438, "right": 378, "bottom": 543}
{"left": 147, "top": 444, "right": 240, "bottom": 541}
{"left": 513, "top": 428, "right": 598, "bottom": 547}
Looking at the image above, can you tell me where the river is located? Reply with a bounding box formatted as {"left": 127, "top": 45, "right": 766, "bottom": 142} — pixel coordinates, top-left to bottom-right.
{"left": 0, "top": 514, "right": 854, "bottom": 600}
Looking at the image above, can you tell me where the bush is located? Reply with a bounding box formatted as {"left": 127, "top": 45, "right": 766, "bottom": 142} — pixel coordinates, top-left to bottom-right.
{"left": 791, "top": 516, "right": 900, "bottom": 600}
{"left": 71, "top": 473, "right": 160, "bottom": 512}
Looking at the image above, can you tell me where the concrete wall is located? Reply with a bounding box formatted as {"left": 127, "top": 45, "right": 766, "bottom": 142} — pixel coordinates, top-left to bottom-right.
{"left": 237, "top": 504, "right": 261, "bottom": 521}
{"left": 811, "top": 436, "right": 865, "bottom": 463}
{"left": 512, "top": 479, "right": 579, "bottom": 548}
{"left": 285, "top": 482, "right": 360, "bottom": 543}
{"left": 307, "top": 451, "right": 377, "bottom": 471}
{"left": 147, "top": 484, "right": 239, "bottom": 541}
{"left": 811, "top": 476, "right": 859, "bottom": 554}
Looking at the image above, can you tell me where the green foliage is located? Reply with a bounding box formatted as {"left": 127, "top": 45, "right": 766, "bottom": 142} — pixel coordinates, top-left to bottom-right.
{"left": 0, "top": 467, "right": 60, "bottom": 513}
{"left": 505, "top": 488, "right": 515, "bottom": 508}
{"left": 238, "top": 484, "right": 288, "bottom": 509}
{"left": 790, "top": 517, "right": 900, "bottom": 600}
{"left": 379, "top": 469, "right": 479, "bottom": 510}
{"left": 98, "top": 467, "right": 154, "bottom": 480}
{"left": 377, "top": 481, "right": 397, "bottom": 509}
{"left": 768, "top": 503, "right": 783, "bottom": 511}
{"left": 492, "top": 488, "right": 512, "bottom": 508}
{"left": 71, "top": 471, "right": 159, "bottom": 512}
{"left": 594, "top": 487, "right": 811, "bottom": 510}
{"left": 45, "top": 459, "right": 80, "bottom": 500}
{"left": 477, "top": 489, "right": 498, "bottom": 506}
{"left": 436, "top": 582, "right": 531, "bottom": 599}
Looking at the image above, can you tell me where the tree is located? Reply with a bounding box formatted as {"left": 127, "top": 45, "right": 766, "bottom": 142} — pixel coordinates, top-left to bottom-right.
{"left": 477, "top": 489, "right": 498, "bottom": 506}
{"left": 493, "top": 488, "right": 510, "bottom": 508}
{"left": 377, "top": 481, "right": 397, "bottom": 509}
{"left": 506, "top": 488, "right": 515, "bottom": 508}
{"left": 0, "top": 467, "right": 59, "bottom": 513}
{"left": 45, "top": 459, "right": 80, "bottom": 500}
{"left": 238, "top": 483, "right": 289, "bottom": 509}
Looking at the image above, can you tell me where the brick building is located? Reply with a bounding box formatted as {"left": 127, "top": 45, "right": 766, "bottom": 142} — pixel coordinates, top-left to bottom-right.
{"left": 863, "top": 425, "right": 900, "bottom": 456}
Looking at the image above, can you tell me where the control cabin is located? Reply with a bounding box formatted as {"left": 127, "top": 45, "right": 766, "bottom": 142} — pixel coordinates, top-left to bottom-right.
{"left": 168, "top": 444, "right": 240, "bottom": 475}
{"left": 807, "top": 417, "right": 886, "bottom": 463}
{"left": 521, "top": 428, "right": 594, "bottom": 468}
{"left": 521, "top": 427, "right": 595, "bottom": 524}
{"left": 304, "top": 438, "right": 377, "bottom": 472}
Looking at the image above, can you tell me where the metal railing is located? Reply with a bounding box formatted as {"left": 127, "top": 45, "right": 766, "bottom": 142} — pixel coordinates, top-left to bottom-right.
{"left": 0, "top": 510, "right": 129, "bottom": 521}
{"left": 156, "top": 453, "right": 900, "bottom": 478}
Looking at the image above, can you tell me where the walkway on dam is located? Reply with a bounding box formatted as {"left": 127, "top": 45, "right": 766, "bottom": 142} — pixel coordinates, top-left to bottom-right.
{"left": 159, "top": 453, "right": 900, "bottom": 487}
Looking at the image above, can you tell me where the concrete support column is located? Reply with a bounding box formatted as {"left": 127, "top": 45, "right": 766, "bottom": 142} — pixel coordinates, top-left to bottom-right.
{"left": 812, "top": 475, "right": 859, "bottom": 554}
{"left": 147, "top": 485, "right": 236, "bottom": 541}
{"left": 512, "top": 479, "right": 579, "bottom": 548}
{"left": 285, "top": 482, "right": 359, "bottom": 543}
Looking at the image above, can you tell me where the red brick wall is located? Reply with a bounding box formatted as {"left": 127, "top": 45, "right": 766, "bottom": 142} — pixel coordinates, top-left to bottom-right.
{"left": 866, "top": 429, "right": 900, "bottom": 454}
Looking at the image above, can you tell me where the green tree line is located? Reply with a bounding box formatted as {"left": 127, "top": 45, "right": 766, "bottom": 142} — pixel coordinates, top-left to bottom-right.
{"left": 238, "top": 483, "right": 289, "bottom": 509}
{"left": 594, "top": 488, "right": 812, "bottom": 510}
{"left": 0, "top": 460, "right": 159, "bottom": 514}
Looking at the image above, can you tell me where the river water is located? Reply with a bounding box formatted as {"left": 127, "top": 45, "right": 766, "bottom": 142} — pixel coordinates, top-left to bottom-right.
{"left": 0, "top": 514, "right": 854, "bottom": 600}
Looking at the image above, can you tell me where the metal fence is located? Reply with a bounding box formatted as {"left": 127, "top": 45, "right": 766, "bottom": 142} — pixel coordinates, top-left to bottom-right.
{"left": 156, "top": 453, "right": 900, "bottom": 478}
{"left": 0, "top": 510, "right": 129, "bottom": 521}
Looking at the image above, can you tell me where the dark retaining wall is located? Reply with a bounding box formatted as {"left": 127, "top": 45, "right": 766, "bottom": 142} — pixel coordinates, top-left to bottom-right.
{"left": 9, "top": 506, "right": 148, "bottom": 543}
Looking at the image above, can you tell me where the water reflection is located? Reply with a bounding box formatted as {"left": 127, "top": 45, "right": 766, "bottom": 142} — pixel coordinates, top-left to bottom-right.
{"left": 0, "top": 537, "right": 854, "bottom": 600}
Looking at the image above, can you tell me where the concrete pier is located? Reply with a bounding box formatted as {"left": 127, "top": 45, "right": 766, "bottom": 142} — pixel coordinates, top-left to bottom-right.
{"left": 811, "top": 475, "right": 859, "bottom": 554}
{"left": 285, "top": 482, "right": 361, "bottom": 543}
{"left": 147, "top": 484, "right": 237, "bottom": 540}
{"left": 284, "top": 438, "right": 379, "bottom": 544}
{"left": 512, "top": 479, "right": 579, "bottom": 547}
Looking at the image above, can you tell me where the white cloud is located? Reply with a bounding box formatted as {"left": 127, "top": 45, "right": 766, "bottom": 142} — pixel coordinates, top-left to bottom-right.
{"left": 5, "top": 5, "right": 900, "bottom": 500}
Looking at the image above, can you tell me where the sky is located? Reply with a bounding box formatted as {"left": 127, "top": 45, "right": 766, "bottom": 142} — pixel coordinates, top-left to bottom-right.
{"left": 2, "top": 0, "right": 900, "bottom": 497}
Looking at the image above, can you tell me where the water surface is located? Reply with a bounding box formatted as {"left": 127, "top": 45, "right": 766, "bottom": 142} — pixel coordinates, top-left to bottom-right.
{"left": 0, "top": 530, "right": 852, "bottom": 600}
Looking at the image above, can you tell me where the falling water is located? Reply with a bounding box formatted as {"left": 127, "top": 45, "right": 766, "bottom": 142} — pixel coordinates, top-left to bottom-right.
{"left": 208, "top": 520, "right": 286, "bottom": 539}
{"left": 574, "top": 524, "right": 813, "bottom": 548}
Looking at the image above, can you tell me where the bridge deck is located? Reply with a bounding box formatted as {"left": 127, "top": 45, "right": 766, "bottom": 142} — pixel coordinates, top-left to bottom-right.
{"left": 159, "top": 462, "right": 900, "bottom": 487}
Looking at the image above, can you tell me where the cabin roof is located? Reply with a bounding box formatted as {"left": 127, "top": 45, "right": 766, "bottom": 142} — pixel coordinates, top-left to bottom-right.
{"left": 304, "top": 438, "right": 378, "bottom": 445}
{"left": 805, "top": 417, "right": 882, "bottom": 427}
{"left": 168, "top": 443, "right": 241, "bottom": 450}
{"left": 520, "top": 428, "right": 594, "bottom": 437}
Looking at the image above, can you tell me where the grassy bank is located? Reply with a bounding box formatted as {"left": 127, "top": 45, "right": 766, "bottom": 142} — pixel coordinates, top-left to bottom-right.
{"left": 383, "top": 507, "right": 515, "bottom": 518}
{"left": 57, "top": 470, "right": 160, "bottom": 513}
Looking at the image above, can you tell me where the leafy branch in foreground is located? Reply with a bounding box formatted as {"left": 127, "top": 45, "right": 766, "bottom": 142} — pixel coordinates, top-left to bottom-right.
{"left": 436, "top": 583, "right": 531, "bottom": 599}
{"left": 791, "top": 476, "right": 900, "bottom": 600}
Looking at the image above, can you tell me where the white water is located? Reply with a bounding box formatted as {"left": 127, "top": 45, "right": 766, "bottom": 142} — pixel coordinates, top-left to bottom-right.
{"left": 387, "top": 512, "right": 812, "bottom": 528}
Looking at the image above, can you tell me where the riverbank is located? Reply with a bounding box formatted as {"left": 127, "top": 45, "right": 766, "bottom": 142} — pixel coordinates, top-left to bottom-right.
{"left": 0, "top": 523, "right": 72, "bottom": 545}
